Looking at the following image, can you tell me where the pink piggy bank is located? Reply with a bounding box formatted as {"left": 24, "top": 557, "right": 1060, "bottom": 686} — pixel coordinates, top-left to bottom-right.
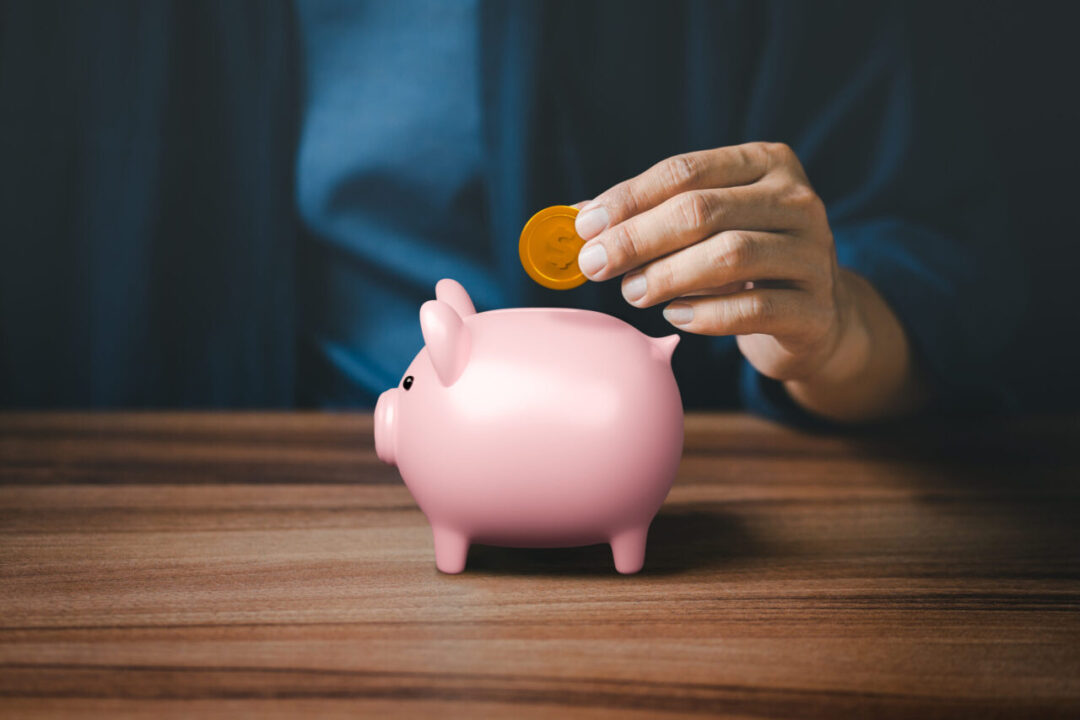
{"left": 373, "top": 279, "right": 684, "bottom": 574}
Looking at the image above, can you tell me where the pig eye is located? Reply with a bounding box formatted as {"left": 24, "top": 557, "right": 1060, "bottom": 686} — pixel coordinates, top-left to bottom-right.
{"left": 402, "top": 375, "right": 414, "bottom": 390}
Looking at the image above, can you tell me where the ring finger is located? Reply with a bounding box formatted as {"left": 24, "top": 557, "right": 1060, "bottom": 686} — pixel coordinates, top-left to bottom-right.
{"left": 620, "top": 231, "right": 820, "bottom": 308}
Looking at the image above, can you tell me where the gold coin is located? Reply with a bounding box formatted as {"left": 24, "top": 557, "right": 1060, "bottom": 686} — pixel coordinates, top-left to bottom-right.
{"left": 519, "top": 205, "right": 587, "bottom": 290}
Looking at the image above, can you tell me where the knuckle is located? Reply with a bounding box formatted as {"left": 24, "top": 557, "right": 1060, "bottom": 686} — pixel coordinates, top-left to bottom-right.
{"left": 741, "top": 142, "right": 772, "bottom": 169}
{"left": 764, "top": 141, "right": 796, "bottom": 163}
{"left": 608, "top": 181, "right": 642, "bottom": 219}
{"left": 785, "top": 181, "right": 815, "bottom": 206}
{"left": 601, "top": 187, "right": 627, "bottom": 218}
{"left": 647, "top": 260, "right": 677, "bottom": 299}
{"left": 748, "top": 294, "right": 775, "bottom": 323}
{"left": 661, "top": 153, "right": 702, "bottom": 190}
{"left": 786, "top": 181, "right": 826, "bottom": 216}
{"left": 674, "top": 190, "right": 714, "bottom": 230}
{"left": 607, "top": 222, "right": 644, "bottom": 264}
{"left": 725, "top": 296, "right": 760, "bottom": 330}
{"left": 708, "top": 231, "right": 753, "bottom": 270}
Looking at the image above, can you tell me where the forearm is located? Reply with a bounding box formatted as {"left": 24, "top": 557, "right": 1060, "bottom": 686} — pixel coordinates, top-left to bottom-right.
{"left": 783, "top": 269, "right": 929, "bottom": 423}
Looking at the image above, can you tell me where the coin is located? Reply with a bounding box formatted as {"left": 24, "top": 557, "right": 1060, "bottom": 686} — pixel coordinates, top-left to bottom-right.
{"left": 519, "top": 205, "right": 587, "bottom": 290}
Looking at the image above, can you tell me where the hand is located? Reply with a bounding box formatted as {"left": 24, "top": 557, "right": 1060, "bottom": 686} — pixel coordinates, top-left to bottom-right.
{"left": 574, "top": 142, "right": 845, "bottom": 379}
{"left": 574, "top": 142, "right": 926, "bottom": 421}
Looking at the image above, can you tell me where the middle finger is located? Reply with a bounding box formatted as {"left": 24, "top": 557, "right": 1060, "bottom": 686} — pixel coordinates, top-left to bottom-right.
{"left": 576, "top": 181, "right": 805, "bottom": 282}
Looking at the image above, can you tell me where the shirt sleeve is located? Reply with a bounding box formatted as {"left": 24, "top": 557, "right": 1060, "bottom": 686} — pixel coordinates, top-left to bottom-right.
{"left": 737, "top": 1, "right": 1021, "bottom": 420}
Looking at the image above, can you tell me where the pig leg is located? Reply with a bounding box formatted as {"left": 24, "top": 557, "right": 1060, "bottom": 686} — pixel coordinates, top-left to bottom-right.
{"left": 432, "top": 526, "right": 470, "bottom": 574}
{"left": 609, "top": 525, "right": 649, "bottom": 574}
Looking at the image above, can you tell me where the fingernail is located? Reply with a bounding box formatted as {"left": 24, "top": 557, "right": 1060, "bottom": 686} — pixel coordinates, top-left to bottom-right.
{"left": 577, "top": 243, "right": 607, "bottom": 277}
{"left": 663, "top": 303, "right": 693, "bottom": 326}
{"left": 622, "top": 273, "right": 647, "bottom": 303}
{"left": 575, "top": 205, "right": 609, "bottom": 240}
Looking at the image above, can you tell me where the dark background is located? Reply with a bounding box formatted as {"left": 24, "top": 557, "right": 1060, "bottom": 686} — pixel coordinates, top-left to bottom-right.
{"left": 917, "top": 1, "right": 1080, "bottom": 411}
{"left": 0, "top": 1, "right": 1078, "bottom": 411}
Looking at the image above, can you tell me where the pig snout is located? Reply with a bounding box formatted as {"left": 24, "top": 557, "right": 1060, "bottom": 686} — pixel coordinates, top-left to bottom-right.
{"left": 373, "top": 390, "right": 398, "bottom": 466}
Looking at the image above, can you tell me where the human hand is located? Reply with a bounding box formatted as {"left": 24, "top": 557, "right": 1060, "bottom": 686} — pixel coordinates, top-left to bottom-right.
{"left": 575, "top": 142, "right": 853, "bottom": 380}
{"left": 574, "top": 143, "right": 926, "bottom": 421}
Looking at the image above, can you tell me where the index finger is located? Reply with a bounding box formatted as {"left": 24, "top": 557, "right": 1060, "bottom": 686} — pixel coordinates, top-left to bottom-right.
{"left": 574, "top": 143, "right": 772, "bottom": 241}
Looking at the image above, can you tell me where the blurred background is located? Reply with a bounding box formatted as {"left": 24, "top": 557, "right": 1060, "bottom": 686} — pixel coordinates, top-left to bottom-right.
{"left": 0, "top": 0, "right": 1077, "bottom": 412}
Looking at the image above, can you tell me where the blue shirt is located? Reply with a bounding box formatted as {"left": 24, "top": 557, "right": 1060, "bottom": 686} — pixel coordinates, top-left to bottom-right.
{"left": 293, "top": 1, "right": 1016, "bottom": 416}
{"left": 295, "top": 0, "right": 494, "bottom": 405}
{"left": 0, "top": 1, "right": 1053, "bottom": 415}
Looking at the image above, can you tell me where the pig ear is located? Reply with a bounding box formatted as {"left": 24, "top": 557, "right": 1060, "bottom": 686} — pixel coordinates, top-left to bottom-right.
{"left": 420, "top": 300, "right": 471, "bottom": 386}
{"left": 435, "top": 278, "right": 476, "bottom": 317}
{"left": 650, "top": 333, "right": 680, "bottom": 362}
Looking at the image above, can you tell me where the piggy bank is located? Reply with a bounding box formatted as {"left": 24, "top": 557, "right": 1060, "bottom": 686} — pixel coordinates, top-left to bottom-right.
{"left": 373, "top": 279, "right": 684, "bottom": 574}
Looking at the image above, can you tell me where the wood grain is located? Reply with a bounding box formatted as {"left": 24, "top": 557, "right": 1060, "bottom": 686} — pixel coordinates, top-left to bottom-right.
{"left": 1, "top": 412, "right": 1079, "bottom": 718}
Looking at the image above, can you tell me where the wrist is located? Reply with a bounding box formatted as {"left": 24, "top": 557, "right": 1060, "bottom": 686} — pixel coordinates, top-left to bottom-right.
{"left": 806, "top": 270, "right": 872, "bottom": 388}
{"left": 783, "top": 270, "right": 926, "bottom": 422}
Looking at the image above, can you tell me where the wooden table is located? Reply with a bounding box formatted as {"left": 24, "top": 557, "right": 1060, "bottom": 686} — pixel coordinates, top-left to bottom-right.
{"left": 1, "top": 413, "right": 1078, "bottom": 718}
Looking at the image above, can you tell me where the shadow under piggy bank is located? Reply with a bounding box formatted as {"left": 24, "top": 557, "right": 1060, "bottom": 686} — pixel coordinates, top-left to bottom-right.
{"left": 463, "top": 507, "right": 758, "bottom": 577}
